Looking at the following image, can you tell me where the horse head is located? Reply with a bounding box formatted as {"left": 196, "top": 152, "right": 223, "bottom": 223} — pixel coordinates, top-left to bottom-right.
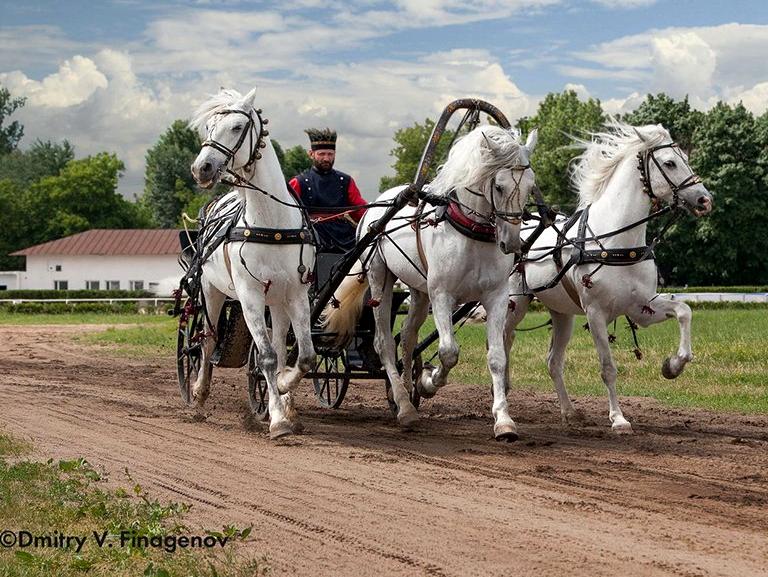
{"left": 190, "top": 88, "right": 267, "bottom": 189}
{"left": 636, "top": 126, "right": 712, "bottom": 217}
{"left": 486, "top": 128, "right": 538, "bottom": 255}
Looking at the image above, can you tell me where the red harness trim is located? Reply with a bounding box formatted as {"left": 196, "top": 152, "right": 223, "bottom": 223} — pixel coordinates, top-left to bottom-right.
{"left": 446, "top": 201, "right": 496, "bottom": 241}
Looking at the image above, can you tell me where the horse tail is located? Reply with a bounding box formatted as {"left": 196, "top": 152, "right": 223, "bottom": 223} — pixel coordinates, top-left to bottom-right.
{"left": 321, "top": 260, "right": 369, "bottom": 347}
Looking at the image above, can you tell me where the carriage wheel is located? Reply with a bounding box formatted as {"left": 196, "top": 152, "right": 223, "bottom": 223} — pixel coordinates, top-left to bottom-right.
{"left": 176, "top": 299, "right": 203, "bottom": 406}
{"left": 247, "top": 343, "right": 270, "bottom": 421}
{"left": 313, "top": 351, "right": 350, "bottom": 409}
{"left": 385, "top": 355, "right": 423, "bottom": 416}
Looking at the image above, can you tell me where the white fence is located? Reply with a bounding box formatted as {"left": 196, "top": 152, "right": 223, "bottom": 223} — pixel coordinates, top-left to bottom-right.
{"left": 662, "top": 292, "right": 768, "bottom": 303}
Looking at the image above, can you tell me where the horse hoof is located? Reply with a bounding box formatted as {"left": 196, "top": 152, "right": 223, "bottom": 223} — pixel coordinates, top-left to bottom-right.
{"left": 398, "top": 410, "right": 419, "bottom": 431}
{"left": 417, "top": 365, "right": 437, "bottom": 398}
{"left": 661, "top": 357, "right": 679, "bottom": 380}
{"left": 269, "top": 420, "right": 293, "bottom": 439}
{"left": 494, "top": 422, "right": 518, "bottom": 442}
{"left": 611, "top": 421, "right": 633, "bottom": 435}
{"left": 562, "top": 408, "right": 587, "bottom": 426}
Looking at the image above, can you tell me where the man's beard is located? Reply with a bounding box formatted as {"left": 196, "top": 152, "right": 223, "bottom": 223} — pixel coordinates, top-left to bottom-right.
{"left": 314, "top": 159, "right": 334, "bottom": 172}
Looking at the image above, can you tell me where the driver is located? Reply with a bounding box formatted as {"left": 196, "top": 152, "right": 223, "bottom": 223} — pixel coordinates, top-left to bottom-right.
{"left": 288, "top": 128, "right": 367, "bottom": 251}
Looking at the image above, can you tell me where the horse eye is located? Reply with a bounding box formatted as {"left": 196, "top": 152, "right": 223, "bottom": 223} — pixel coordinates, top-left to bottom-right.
{"left": 494, "top": 184, "right": 503, "bottom": 193}
{"left": 232, "top": 125, "right": 243, "bottom": 132}
{"left": 663, "top": 159, "right": 676, "bottom": 168}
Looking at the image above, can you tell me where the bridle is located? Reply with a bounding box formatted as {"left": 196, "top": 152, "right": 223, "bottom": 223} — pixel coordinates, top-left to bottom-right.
{"left": 489, "top": 164, "right": 532, "bottom": 226}
{"left": 637, "top": 142, "right": 702, "bottom": 209}
{"left": 201, "top": 107, "right": 269, "bottom": 176}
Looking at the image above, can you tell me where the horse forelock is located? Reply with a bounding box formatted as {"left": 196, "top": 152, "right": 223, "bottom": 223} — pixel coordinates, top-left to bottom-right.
{"left": 570, "top": 119, "right": 672, "bottom": 207}
{"left": 429, "top": 125, "right": 524, "bottom": 196}
{"left": 189, "top": 89, "right": 246, "bottom": 137}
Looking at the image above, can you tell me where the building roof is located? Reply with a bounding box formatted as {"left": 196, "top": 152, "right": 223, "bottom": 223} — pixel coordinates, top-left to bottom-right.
{"left": 10, "top": 229, "right": 181, "bottom": 257}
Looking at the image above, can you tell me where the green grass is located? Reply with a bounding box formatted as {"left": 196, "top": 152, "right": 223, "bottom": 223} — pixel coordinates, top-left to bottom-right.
{"left": 0, "top": 429, "right": 269, "bottom": 577}
{"left": 7, "top": 308, "right": 767, "bottom": 414}
{"left": 414, "top": 308, "right": 768, "bottom": 414}
{"left": 0, "top": 312, "right": 173, "bottom": 325}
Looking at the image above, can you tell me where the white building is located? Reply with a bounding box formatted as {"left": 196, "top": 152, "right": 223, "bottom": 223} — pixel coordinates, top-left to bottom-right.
{"left": 6, "top": 229, "right": 184, "bottom": 294}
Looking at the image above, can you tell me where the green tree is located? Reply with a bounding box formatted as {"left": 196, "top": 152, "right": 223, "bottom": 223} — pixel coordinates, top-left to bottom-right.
{"left": 379, "top": 118, "right": 458, "bottom": 192}
{"left": 0, "top": 179, "right": 26, "bottom": 269}
{"left": 516, "top": 90, "right": 605, "bottom": 210}
{"left": 622, "top": 93, "right": 703, "bottom": 152}
{"left": 282, "top": 144, "right": 312, "bottom": 180}
{"left": 143, "top": 120, "right": 201, "bottom": 227}
{"left": 0, "top": 85, "right": 25, "bottom": 155}
{"left": 674, "top": 102, "right": 768, "bottom": 285}
{"left": 0, "top": 139, "right": 75, "bottom": 187}
{"left": 27, "top": 153, "right": 152, "bottom": 243}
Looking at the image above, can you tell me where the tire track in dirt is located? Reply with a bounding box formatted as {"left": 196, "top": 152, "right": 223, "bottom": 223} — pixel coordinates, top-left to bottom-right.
{"left": 3, "top": 325, "right": 768, "bottom": 577}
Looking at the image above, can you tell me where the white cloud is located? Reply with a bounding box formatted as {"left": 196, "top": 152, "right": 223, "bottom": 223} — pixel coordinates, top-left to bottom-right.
{"left": 1, "top": 56, "right": 107, "bottom": 108}
{"left": 564, "top": 83, "right": 591, "bottom": 99}
{"left": 590, "top": 0, "right": 658, "bottom": 8}
{"left": 2, "top": 50, "right": 195, "bottom": 196}
{"left": 570, "top": 23, "right": 768, "bottom": 114}
{"left": 728, "top": 82, "right": 768, "bottom": 114}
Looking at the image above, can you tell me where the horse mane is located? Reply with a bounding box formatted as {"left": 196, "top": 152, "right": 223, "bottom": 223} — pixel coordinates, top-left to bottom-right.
{"left": 429, "top": 125, "right": 527, "bottom": 196}
{"left": 570, "top": 119, "right": 672, "bottom": 207}
{"left": 189, "top": 89, "right": 246, "bottom": 137}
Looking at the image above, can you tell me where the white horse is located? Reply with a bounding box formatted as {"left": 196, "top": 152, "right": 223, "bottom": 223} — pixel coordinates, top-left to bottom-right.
{"left": 506, "top": 121, "right": 713, "bottom": 433}
{"left": 188, "top": 88, "right": 315, "bottom": 439}
{"left": 324, "top": 125, "right": 538, "bottom": 440}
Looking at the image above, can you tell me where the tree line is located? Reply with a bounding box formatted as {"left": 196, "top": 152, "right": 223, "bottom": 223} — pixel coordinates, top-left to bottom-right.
{"left": 1, "top": 83, "right": 766, "bottom": 284}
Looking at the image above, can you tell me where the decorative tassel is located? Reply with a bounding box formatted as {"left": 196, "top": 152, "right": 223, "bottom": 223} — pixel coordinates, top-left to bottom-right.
{"left": 634, "top": 348, "right": 643, "bottom": 360}
{"left": 581, "top": 274, "right": 593, "bottom": 289}
{"left": 366, "top": 298, "right": 381, "bottom": 308}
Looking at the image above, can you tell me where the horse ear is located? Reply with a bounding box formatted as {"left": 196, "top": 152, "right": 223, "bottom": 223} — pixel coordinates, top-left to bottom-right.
{"left": 633, "top": 127, "right": 648, "bottom": 143}
{"left": 242, "top": 87, "right": 258, "bottom": 109}
{"left": 525, "top": 128, "right": 538, "bottom": 153}
{"left": 482, "top": 131, "right": 501, "bottom": 154}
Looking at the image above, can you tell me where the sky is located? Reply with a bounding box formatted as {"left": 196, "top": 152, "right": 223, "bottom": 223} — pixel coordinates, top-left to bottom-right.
{"left": 1, "top": 0, "right": 767, "bottom": 200}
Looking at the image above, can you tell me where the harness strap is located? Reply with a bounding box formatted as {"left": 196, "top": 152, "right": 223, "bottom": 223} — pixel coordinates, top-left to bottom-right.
{"left": 414, "top": 200, "right": 430, "bottom": 274}
{"left": 445, "top": 201, "right": 496, "bottom": 242}
{"left": 227, "top": 226, "right": 313, "bottom": 244}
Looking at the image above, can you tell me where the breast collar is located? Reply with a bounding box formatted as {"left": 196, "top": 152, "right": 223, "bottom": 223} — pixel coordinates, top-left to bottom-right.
{"left": 444, "top": 200, "right": 496, "bottom": 243}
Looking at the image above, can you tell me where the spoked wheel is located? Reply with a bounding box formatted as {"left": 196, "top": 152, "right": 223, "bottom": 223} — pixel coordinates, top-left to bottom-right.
{"left": 247, "top": 343, "right": 269, "bottom": 421}
{"left": 385, "top": 355, "right": 423, "bottom": 416}
{"left": 313, "top": 351, "right": 350, "bottom": 409}
{"left": 176, "top": 299, "right": 203, "bottom": 406}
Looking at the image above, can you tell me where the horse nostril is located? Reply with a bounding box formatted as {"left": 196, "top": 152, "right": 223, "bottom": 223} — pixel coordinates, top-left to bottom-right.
{"left": 698, "top": 196, "right": 710, "bottom": 206}
{"left": 201, "top": 162, "right": 213, "bottom": 176}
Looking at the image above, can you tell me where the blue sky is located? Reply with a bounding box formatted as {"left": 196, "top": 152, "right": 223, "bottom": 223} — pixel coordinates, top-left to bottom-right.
{"left": 1, "top": 0, "right": 767, "bottom": 198}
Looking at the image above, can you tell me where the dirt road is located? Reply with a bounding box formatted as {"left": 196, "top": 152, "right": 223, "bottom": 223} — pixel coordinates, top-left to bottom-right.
{"left": 2, "top": 325, "right": 767, "bottom": 576}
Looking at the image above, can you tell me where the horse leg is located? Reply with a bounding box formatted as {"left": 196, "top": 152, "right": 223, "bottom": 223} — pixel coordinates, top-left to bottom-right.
{"left": 547, "top": 311, "right": 579, "bottom": 425}
{"left": 191, "top": 282, "right": 226, "bottom": 413}
{"left": 400, "top": 289, "right": 429, "bottom": 397}
{"left": 419, "top": 292, "right": 458, "bottom": 396}
{"left": 369, "top": 256, "right": 418, "bottom": 428}
{"left": 483, "top": 291, "right": 518, "bottom": 441}
{"left": 266, "top": 306, "right": 301, "bottom": 433}
{"left": 240, "top": 299, "right": 292, "bottom": 439}
{"left": 629, "top": 297, "right": 693, "bottom": 379}
{"left": 585, "top": 307, "right": 632, "bottom": 433}
{"left": 277, "top": 297, "right": 315, "bottom": 393}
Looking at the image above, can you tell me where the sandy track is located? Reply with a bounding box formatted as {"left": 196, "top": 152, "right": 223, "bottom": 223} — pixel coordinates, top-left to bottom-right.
{"left": 2, "top": 325, "right": 767, "bottom": 576}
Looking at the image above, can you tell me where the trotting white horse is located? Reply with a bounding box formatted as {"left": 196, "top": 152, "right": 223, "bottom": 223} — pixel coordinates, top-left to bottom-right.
{"left": 188, "top": 88, "right": 315, "bottom": 439}
{"left": 324, "top": 125, "right": 538, "bottom": 440}
{"left": 506, "top": 121, "right": 713, "bottom": 433}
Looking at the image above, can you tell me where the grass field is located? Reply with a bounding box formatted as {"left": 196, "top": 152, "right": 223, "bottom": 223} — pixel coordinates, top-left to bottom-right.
{"left": 5, "top": 308, "right": 766, "bottom": 415}
{"left": 0, "top": 429, "right": 268, "bottom": 577}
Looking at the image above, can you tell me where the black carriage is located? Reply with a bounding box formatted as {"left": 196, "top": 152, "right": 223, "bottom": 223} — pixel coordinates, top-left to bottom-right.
{"left": 174, "top": 99, "right": 553, "bottom": 420}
